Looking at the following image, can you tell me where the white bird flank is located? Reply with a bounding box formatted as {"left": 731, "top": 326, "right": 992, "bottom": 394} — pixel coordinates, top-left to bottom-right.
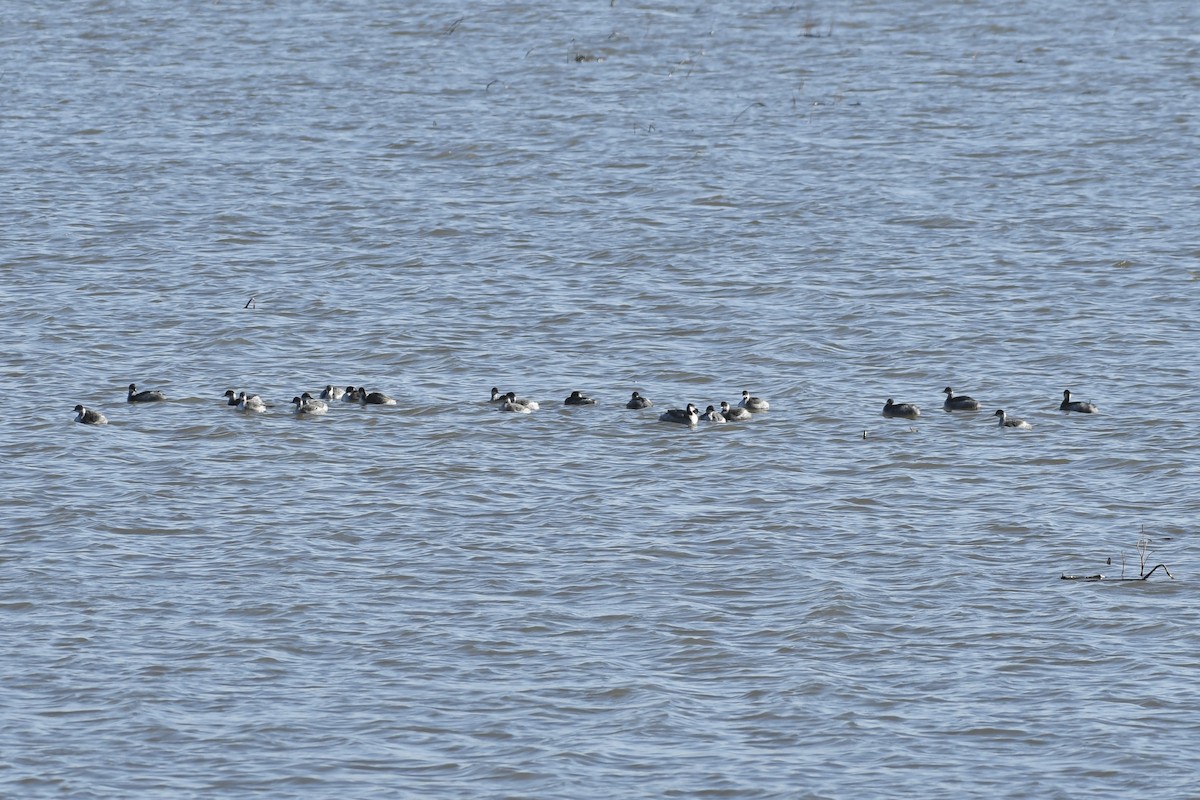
{"left": 994, "top": 409, "right": 1032, "bottom": 429}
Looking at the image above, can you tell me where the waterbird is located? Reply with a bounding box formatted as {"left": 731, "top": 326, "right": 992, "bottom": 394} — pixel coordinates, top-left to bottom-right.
{"left": 237, "top": 392, "right": 266, "bottom": 412}
{"left": 358, "top": 387, "right": 396, "bottom": 405}
{"left": 1060, "top": 389, "right": 1098, "bottom": 414}
{"left": 994, "top": 409, "right": 1032, "bottom": 429}
{"left": 625, "top": 391, "right": 653, "bottom": 409}
{"left": 659, "top": 404, "right": 699, "bottom": 426}
{"left": 127, "top": 383, "right": 166, "bottom": 402}
{"left": 700, "top": 405, "right": 726, "bottom": 423}
{"left": 502, "top": 391, "right": 538, "bottom": 411}
{"left": 321, "top": 385, "right": 345, "bottom": 401}
{"left": 942, "top": 386, "right": 980, "bottom": 411}
{"left": 739, "top": 390, "right": 769, "bottom": 412}
{"left": 564, "top": 390, "right": 597, "bottom": 406}
{"left": 882, "top": 399, "right": 921, "bottom": 419}
{"left": 720, "top": 401, "right": 752, "bottom": 421}
{"left": 292, "top": 394, "right": 328, "bottom": 415}
{"left": 73, "top": 404, "right": 107, "bottom": 425}
{"left": 500, "top": 398, "right": 533, "bottom": 413}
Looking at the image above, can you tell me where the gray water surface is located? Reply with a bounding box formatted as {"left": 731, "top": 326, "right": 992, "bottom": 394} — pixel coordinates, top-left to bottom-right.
{"left": 2, "top": 1, "right": 1198, "bottom": 797}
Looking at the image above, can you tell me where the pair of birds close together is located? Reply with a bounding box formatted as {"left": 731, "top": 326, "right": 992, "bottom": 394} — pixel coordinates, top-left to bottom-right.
{"left": 317, "top": 385, "right": 397, "bottom": 405}
{"left": 881, "top": 387, "right": 1099, "bottom": 429}
{"left": 490, "top": 388, "right": 542, "bottom": 413}
{"left": 74, "top": 383, "right": 166, "bottom": 424}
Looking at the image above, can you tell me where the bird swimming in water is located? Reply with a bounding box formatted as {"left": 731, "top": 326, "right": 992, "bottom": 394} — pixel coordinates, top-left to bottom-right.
{"left": 942, "top": 387, "right": 980, "bottom": 411}
{"left": 74, "top": 404, "right": 107, "bottom": 425}
{"left": 739, "top": 390, "right": 769, "bottom": 412}
{"left": 625, "top": 391, "right": 653, "bottom": 409}
{"left": 500, "top": 396, "right": 534, "bottom": 413}
{"left": 882, "top": 399, "right": 920, "bottom": 419}
{"left": 501, "top": 392, "right": 538, "bottom": 411}
{"left": 128, "top": 383, "right": 166, "bottom": 402}
{"left": 994, "top": 409, "right": 1032, "bottom": 429}
{"left": 358, "top": 387, "right": 396, "bottom": 405}
{"left": 321, "top": 385, "right": 345, "bottom": 401}
{"left": 700, "top": 405, "right": 726, "bottom": 423}
{"left": 1059, "top": 389, "right": 1098, "bottom": 414}
{"left": 564, "top": 390, "right": 597, "bottom": 406}
{"left": 292, "top": 394, "right": 328, "bottom": 415}
{"left": 224, "top": 389, "right": 264, "bottom": 411}
{"left": 720, "top": 401, "right": 752, "bottom": 421}
{"left": 237, "top": 392, "right": 266, "bottom": 412}
{"left": 659, "top": 404, "right": 699, "bottom": 426}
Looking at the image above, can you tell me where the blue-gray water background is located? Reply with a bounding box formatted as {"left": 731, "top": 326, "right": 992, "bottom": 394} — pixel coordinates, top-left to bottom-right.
{"left": 2, "top": 1, "right": 1199, "bottom": 797}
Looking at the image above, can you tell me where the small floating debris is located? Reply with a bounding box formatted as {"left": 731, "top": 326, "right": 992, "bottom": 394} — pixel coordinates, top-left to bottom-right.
{"left": 1061, "top": 533, "right": 1174, "bottom": 582}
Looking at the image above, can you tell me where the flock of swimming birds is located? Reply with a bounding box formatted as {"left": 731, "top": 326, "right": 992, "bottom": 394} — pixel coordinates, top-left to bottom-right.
{"left": 490, "top": 386, "right": 771, "bottom": 424}
{"left": 72, "top": 384, "right": 1098, "bottom": 428}
{"left": 883, "top": 387, "right": 1099, "bottom": 428}
{"left": 72, "top": 383, "right": 404, "bottom": 424}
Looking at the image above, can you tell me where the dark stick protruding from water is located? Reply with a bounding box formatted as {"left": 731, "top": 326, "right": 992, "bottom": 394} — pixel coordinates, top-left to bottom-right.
{"left": 734, "top": 101, "right": 765, "bottom": 123}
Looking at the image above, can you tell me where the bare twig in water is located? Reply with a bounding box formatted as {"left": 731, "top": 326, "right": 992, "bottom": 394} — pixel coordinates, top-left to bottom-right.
{"left": 733, "top": 101, "right": 765, "bottom": 122}
{"left": 801, "top": 13, "right": 836, "bottom": 38}
{"left": 485, "top": 79, "right": 498, "bottom": 92}
{"left": 244, "top": 296, "right": 255, "bottom": 309}
{"left": 1143, "top": 563, "right": 1175, "bottom": 579}
{"left": 1137, "top": 528, "right": 1150, "bottom": 576}
{"left": 445, "top": 16, "right": 464, "bottom": 35}
{"left": 1062, "top": 529, "right": 1174, "bottom": 581}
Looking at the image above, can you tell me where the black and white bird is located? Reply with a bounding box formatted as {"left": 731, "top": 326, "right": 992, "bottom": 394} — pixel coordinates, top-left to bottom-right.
{"left": 127, "top": 383, "right": 166, "bottom": 402}
{"left": 500, "top": 391, "right": 538, "bottom": 411}
{"left": 358, "top": 387, "right": 396, "bottom": 405}
{"left": 942, "top": 386, "right": 980, "bottom": 411}
{"left": 659, "top": 404, "right": 700, "bottom": 426}
{"left": 237, "top": 392, "right": 266, "bottom": 412}
{"left": 564, "top": 390, "right": 597, "bottom": 406}
{"left": 739, "top": 390, "right": 769, "bottom": 412}
{"left": 625, "top": 391, "right": 653, "bottom": 409}
{"left": 700, "top": 405, "right": 726, "bottom": 423}
{"left": 500, "top": 397, "right": 534, "bottom": 414}
{"left": 73, "top": 404, "right": 107, "bottom": 425}
{"left": 994, "top": 409, "right": 1032, "bottom": 429}
{"left": 882, "top": 399, "right": 921, "bottom": 419}
{"left": 292, "top": 394, "right": 328, "bottom": 415}
{"left": 720, "top": 401, "right": 752, "bottom": 421}
{"left": 1059, "top": 389, "right": 1098, "bottom": 414}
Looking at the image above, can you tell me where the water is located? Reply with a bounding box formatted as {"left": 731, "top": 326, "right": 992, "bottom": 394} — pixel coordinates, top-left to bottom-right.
{"left": 3, "top": 1, "right": 1199, "bottom": 797}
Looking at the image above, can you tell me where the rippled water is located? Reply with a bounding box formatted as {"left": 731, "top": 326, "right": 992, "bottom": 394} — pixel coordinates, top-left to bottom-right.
{"left": 3, "top": 1, "right": 1199, "bottom": 797}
